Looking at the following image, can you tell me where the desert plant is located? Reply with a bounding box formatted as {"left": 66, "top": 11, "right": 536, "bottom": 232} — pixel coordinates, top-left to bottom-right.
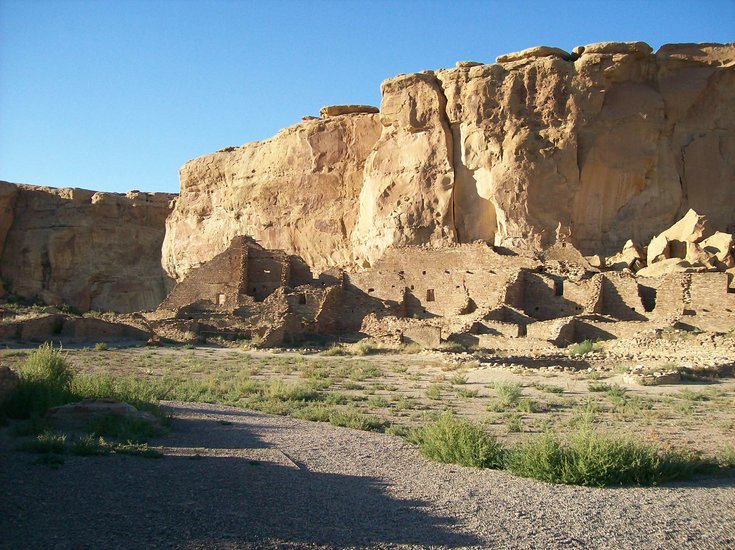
{"left": 3, "top": 343, "right": 75, "bottom": 418}
{"left": 569, "top": 340, "right": 594, "bottom": 356}
{"left": 487, "top": 380, "right": 523, "bottom": 411}
{"left": 504, "top": 428, "right": 718, "bottom": 487}
{"left": 449, "top": 373, "right": 468, "bottom": 385}
{"left": 70, "top": 435, "right": 109, "bottom": 456}
{"left": 440, "top": 341, "right": 466, "bottom": 352}
{"left": 411, "top": 414, "right": 504, "bottom": 469}
{"left": 17, "top": 431, "right": 66, "bottom": 454}
{"left": 94, "top": 342, "right": 109, "bottom": 351}
{"left": 352, "top": 339, "right": 379, "bottom": 356}
{"left": 425, "top": 383, "right": 443, "bottom": 400}
{"left": 322, "top": 344, "right": 347, "bottom": 356}
{"left": 400, "top": 342, "right": 423, "bottom": 354}
{"left": 87, "top": 413, "right": 163, "bottom": 444}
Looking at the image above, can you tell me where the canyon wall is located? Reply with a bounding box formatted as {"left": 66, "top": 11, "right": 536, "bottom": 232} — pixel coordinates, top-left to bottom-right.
{"left": 0, "top": 182, "right": 175, "bottom": 312}
{"left": 164, "top": 41, "right": 734, "bottom": 279}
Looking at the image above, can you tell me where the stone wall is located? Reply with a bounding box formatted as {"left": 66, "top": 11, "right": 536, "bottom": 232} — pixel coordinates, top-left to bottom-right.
{"left": 347, "top": 244, "right": 537, "bottom": 320}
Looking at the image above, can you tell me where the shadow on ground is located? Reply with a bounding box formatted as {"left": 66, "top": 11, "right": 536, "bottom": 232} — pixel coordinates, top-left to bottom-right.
{"left": 0, "top": 405, "right": 481, "bottom": 549}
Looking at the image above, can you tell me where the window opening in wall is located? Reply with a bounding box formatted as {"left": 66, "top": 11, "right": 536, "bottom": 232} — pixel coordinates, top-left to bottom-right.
{"left": 217, "top": 293, "right": 226, "bottom": 305}
{"left": 410, "top": 285, "right": 414, "bottom": 290}
{"left": 638, "top": 285, "right": 657, "bottom": 312}
{"left": 422, "top": 270, "right": 427, "bottom": 275}
{"left": 368, "top": 288, "right": 374, "bottom": 293}
{"left": 554, "top": 279, "right": 564, "bottom": 297}
{"left": 298, "top": 294, "right": 306, "bottom": 305}
{"left": 426, "top": 289, "right": 435, "bottom": 302}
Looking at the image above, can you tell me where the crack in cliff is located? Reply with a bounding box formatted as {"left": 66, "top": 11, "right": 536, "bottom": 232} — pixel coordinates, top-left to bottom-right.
{"left": 432, "top": 74, "right": 460, "bottom": 243}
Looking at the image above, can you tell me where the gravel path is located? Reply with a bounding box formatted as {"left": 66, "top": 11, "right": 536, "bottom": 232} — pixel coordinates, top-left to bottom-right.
{"left": 2, "top": 402, "right": 734, "bottom": 549}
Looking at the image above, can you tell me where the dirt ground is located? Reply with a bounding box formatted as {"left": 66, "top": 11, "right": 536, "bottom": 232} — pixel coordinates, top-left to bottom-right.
{"left": 2, "top": 401, "right": 734, "bottom": 549}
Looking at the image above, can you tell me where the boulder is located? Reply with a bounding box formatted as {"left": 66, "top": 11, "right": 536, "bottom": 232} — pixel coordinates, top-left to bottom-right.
{"left": 646, "top": 235, "right": 671, "bottom": 265}
{"left": 646, "top": 209, "right": 721, "bottom": 267}
{"left": 636, "top": 257, "right": 693, "bottom": 278}
{"left": 573, "top": 41, "right": 653, "bottom": 57}
{"left": 319, "top": 105, "right": 379, "bottom": 117}
{"left": 496, "top": 46, "right": 571, "bottom": 63}
{"left": 47, "top": 398, "right": 159, "bottom": 432}
{"left": 700, "top": 231, "right": 734, "bottom": 265}
{"left": 607, "top": 240, "right": 645, "bottom": 271}
{"left": 455, "top": 61, "right": 483, "bottom": 68}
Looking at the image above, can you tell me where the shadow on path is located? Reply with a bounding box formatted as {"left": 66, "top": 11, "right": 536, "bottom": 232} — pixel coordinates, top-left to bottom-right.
{"left": 0, "top": 407, "right": 482, "bottom": 549}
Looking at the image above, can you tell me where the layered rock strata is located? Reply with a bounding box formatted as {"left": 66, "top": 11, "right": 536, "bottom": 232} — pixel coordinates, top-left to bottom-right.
{"left": 0, "top": 182, "right": 175, "bottom": 312}
{"left": 163, "top": 41, "right": 734, "bottom": 280}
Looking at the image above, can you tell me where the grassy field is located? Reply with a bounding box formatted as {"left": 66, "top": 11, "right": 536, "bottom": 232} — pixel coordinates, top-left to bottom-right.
{"left": 1, "top": 340, "right": 733, "bottom": 461}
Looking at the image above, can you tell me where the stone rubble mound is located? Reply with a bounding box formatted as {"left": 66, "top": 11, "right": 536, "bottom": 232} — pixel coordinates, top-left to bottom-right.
{"left": 604, "top": 209, "right": 735, "bottom": 278}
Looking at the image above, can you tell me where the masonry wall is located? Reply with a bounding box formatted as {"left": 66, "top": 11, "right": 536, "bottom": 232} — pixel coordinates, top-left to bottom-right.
{"left": 159, "top": 238, "right": 246, "bottom": 312}
{"left": 686, "top": 272, "right": 735, "bottom": 332}
{"left": 348, "top": 244, "right": 536, "bottom": 319}
{"left": 246, "top": 248, "right": 287, "bottom": 301}
{"left": 600, "top": 272, "right": 647, "bottom": 321}
{"left": 520, "top": 272, "right": 592, "bottom": 321}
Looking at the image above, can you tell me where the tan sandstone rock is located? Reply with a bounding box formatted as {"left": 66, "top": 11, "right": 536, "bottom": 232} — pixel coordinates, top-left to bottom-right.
{"left": 162, "top": 114, "right": 382, "bottom": 279}
{"left": 319, "top": 105, "right": 379, "bottom": 117}
{"left": 636, "top": 258, "right": 693, "bottom": 278}
{"left": 700, "top": 231, "right": 735, "bottom": 267}
{"left": 646, "top": 209, "right": 716, "bottom": 266}
{"left": 496, "top": 46, "right": 571, "bottom": 63}
{"left": 607, "top": 240, "right": 645, "bottom": 271}
{"left": 573, "top": 41, "right": 653, "bottom": 57}
{"left": 163, "top": 42, "right": 735, "bottom": 279}
{"left": 0, "top": 183, "right": 175, "bottom": 312}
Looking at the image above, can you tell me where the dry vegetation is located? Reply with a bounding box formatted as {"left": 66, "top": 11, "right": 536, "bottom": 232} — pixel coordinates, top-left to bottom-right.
{"left": 2, "top": 334, "right": 733, "bottom": 469}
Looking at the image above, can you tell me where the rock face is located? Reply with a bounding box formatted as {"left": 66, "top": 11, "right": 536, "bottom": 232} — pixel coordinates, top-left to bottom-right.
{"left": 0, "top": 182, "right": 175, "bottom": 313}
{"left": 163, "top": 42, "right": 734, "bottom": 280}
{"left": 162, "top": 114, "right": 381, "bottom": 279}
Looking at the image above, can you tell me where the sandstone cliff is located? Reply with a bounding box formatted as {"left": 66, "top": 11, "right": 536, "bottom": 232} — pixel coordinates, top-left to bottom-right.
{"left": 163, "top": 42, "right": 734, "bottom": 280}
{"left": 163, "top": 114, "right": 381, "bottom": 279}
{"left": 0, "top": 182, "right": 175, "bottom": 313}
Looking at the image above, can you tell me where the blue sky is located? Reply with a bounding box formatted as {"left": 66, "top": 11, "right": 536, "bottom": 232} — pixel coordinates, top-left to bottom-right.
{"left": 1, "top": 0, "right": 733, "bottom": 194}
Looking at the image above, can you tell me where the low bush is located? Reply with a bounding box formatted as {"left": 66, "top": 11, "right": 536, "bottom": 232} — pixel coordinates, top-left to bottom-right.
{"left": 17, "top": 431, "right": 66, "bottom": 454}
{"left": 351, "top": 340, "right": 379, "bottom": 356}
{"left": 504, "top": 428, "right": 719, "bottom": 487}
{"left": 569, "top": 339, "right": 594, "bottom": 356}
{"left": 411, "top": 414, "right": 504, "bottom": 469}
{"left": 3, "top": 343, "right": 75, "bottom": 418}
{"left": 412, "top": 418, "right": 725, "bottom": 487}
{"left": 87, "top": 413, "right": 164, "bottom": 444}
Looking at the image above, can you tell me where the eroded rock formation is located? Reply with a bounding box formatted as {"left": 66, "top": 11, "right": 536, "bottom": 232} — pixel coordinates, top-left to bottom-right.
{"left": 163, "top": 41, "right": 735, "bottom": 280}
{"left": 162, "top": 114, "right": 381, "bottom": 279}
{"left": 0, "top": 182, "right": 175, "bottom": 313}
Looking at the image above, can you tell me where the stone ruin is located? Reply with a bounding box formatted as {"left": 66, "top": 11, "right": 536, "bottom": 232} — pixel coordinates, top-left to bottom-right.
{"left": 150, "top": 225, "right": 735, "bottom": 348}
